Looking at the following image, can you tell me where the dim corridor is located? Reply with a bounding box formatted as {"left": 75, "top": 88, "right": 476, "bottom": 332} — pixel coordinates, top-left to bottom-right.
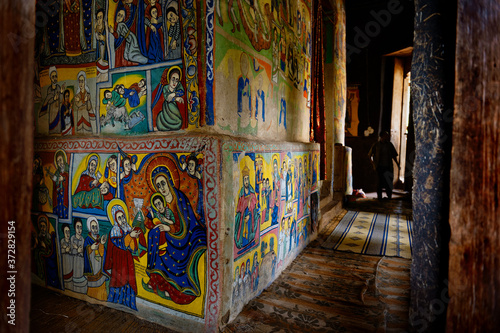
{"left": 31, "top": 196, "right": 411, "bottom": 333}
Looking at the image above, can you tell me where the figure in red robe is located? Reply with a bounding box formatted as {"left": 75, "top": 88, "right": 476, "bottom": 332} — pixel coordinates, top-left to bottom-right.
{"left": 63, "top": 0, "right": 82, "bottom": 55}
{"left": 73, "top": 155, "right": 103, "bottom": 209}
{"left": 104, "top": 200, "right": 141, "bottom": 310}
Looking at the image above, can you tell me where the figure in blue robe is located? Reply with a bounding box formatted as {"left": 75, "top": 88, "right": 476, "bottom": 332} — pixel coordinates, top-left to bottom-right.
{"left": 256, "top": 89, "right": 266, "bottom": 121}
{"left": 279, "top": 98, "right": 287, "bottom": 128}
{"left": 82, "top": 0, "right": 93, "bottom": 50}
{"left": 146, "top": 21, "right": 164, "bottom": 63}
{"left": 237, "top": 76, "right": 251, "bottom": 117}
{"left": 289, "top": 219, "right": 296, "bottom": 253}
{"left": 144, "top": 166, "right": 207, "bottom": 304}
{"left": 113, "top": 0, "right": 147, "bottom": 66}
{"left": 43, "top": 1, "right": 61, "bottom": 56}
{"left": 123, "top": 87, "right": 141, "bottom": 108}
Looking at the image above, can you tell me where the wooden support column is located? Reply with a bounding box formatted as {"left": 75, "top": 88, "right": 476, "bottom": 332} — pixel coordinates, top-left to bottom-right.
{"left": 448, "top": 1, "right": 500, "bottom": 331}
{"left": 410, "top": 0, "right": 454, "bottom": 331}
{"left": 0, "top": 1, "right": 35, "bottom": 332}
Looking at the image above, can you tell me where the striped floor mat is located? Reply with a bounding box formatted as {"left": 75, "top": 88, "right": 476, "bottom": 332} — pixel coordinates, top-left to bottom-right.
{"left": 322, "top": 210, "right": 413, "bottom": 259}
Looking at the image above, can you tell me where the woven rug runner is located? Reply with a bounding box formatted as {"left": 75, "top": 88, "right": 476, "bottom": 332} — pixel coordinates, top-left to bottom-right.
{"left": 322, "top": 210, "right": 413, "bottom": 259}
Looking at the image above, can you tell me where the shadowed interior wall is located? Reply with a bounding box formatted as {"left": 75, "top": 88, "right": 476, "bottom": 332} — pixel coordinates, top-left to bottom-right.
{"left": 31, "top": 1, "right": 322, "bottom": 332}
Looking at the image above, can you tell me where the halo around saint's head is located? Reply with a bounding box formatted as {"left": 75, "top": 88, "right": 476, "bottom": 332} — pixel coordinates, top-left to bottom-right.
{"left": 167, "top": 65, "right": 182, "bottom": 82}
{"left": 86, "top": 153, "right": 100, "bottom": 170}
{"left": 54, "top": 149, "right": 68, "bottom": 166}
{"left": 107, "top": 199, "right": 129, "bottom": 225}
{"left": 87, "top": 216, "right": 98, "bottom": 231}
{"left": 145, "top": 155, "right": 180, "bottom": 191}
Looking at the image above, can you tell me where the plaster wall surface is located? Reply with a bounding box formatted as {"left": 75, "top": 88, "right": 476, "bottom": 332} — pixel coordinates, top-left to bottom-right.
{"left": 31, "top": 135, "right": 319, "bottom": 331}
{"left": 33, "top": 0, "right": 320, "bottom": 331}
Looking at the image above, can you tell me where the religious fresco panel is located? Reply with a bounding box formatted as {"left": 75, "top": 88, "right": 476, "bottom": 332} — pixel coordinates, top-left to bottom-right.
{"left": 32, "top": 137, "right": 221, "bottom": 323}
{"left": 31, "top": 213, "right": 63, "bottom": 291}
{"left": 97, "top": 70, "right": 148, "bottom": 134}
{"left": 231, "top": 148, "right": 319, "bottom": 311}
{"left": 37, "top": 65, "right": 98, "bottom": 136}
{"left": 214, "top": 0, "right": 312, "bottom": 139}
{"left": 35, "top": 0, "right": 201, "bottom": 136}
{"left": 33, "top": 150, "right": 73, "bottom": 222}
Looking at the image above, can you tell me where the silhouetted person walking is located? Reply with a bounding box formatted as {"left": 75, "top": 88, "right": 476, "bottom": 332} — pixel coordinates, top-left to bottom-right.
{"left": 368, "top": 131, "right": 400, "bottom": 200}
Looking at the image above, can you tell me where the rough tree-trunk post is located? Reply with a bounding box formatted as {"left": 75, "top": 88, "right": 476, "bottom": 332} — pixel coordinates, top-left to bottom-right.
{"left": 410, "top": 0, "right": 454, "bottom": 331}
{"left": 448, "top": 1, "right": 500, "bottom": 331}
{"left": 0, "top": 1, "right": 35, "bottom": 332}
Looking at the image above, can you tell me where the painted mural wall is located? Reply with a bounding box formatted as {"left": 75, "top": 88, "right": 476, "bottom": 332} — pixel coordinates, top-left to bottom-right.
{"left": 35, "top": 0, "right": 201, "bottom": 136}
{"left": 32, "top": 1, "right": 322, "bottom": 331}
{"left": 31, "top": 137, "right": 221, "bottom": 332}
{"left": 221, "top": 142, "right": 320, "bottom": 321}
{"left": 32, "top": 135, "right": 319, "bottom": 330}
{"left": 213, "top": 0, "right": 312, "bottom": 142}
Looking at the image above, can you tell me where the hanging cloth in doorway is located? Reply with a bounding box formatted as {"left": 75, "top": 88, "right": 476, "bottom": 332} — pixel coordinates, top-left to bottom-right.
{"left": 310, "top": 0, "right": 326, "bottom": 180}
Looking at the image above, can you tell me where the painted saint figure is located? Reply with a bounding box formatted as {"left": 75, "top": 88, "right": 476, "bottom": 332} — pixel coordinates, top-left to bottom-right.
{"left": 102, "top": 155, "right": 118, "bottom": 198}
{"left": 254, "top": 157, "right": 263, "bottom": 210}
{"left": 165, "top": 7, "right": 181, "bottom": 60}
{"left": 73, "top": 154, "right": 103, "bottom": 209}
{"left": 101, "top": 86, "right": 130, "bottom": 128}
{"left": 83, "top": 217, "right": 108, "bottom": 301}
{"left": 74, "top": 71, "right": 95, "bottom": 134}
{"left": 232, "top": 266, "right": 241, "bottom": 306}
{"left": 146, "top": 193, "right": 175, "bottom": 229}
{"left": 60, "top": 224, "right": 73, "bottom": 290}
{"left": 40, "top": 67, "right": 65, "bottom": 135}
{"left": 153, "top": 66, "right": 185, "bottom": 131}
{"left": 123, "top": 79, "right": 147, "bottom": 108}
{"left": 186, "top": 154, "right": 205, "bottom": 224}
{"left": 104, "top": 199, "right": 141, "bottom": 310}
{"left": 146, "top": 6, "right": 165, "bottom": 63}
{"left": 33, "top": 215, "right": 61, "bottom": 289}
{"left": 144, "top": 165, "right": 207, "bottom": 304}
{"left": 109, "top": 9, "right": 148, "bottom": 66}
{"left": 251, "top": 251, "right": 259, "bottom": 292}
{"left": 237, "top": 53, "right": 251, "bottom": 118}
{"left": 278, "top": 217, "right": 286, "bottom": 265}
{"left": 271, "top": 158, "right": 281, "bottom": 226}
{"left": 47, "top": 150, "right": 70, "bottom": 219}
{"left": 71, "top": 218, "right": 88, "bottom": 294}
{"left": 95, "top": 8, "right": 109, "bottom": 76}
{"left": 60, "top": 89, "right": 74, "bottom": 136}
{"left": 255, "top": 75, "right": 266, "bottom": 121}
{"left": 119, "top": 155, "right": 137, "bottom": 202}
{"left": 263, "top": 178, "right": 271, "bottom": 222}
{"left": 286, "top": 161, "right": 293, "bottom": 213}
{"left": 235, "top": 165, "right": 260, "bottom": 249}
{"left": 63, "top": 0, "right": 82, "bottom": 55}
{"left": 279, "top": 86, "right": 287, "bottom": 128}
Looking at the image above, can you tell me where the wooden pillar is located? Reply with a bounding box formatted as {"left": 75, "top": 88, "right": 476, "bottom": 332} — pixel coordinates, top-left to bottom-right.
{"left": 448, "top": 0, "right": 500, "bottom": 331}
{"left": 0, "top": 1, "right": 35, "bottom": 332}
{"left": 332, "top": 0, "right": 346, "bottom": 146}
{"left": 331, "top": 0, "right": 347, "bottom": 198}
{"left": 410, "top": 0, "right": 454, "bottom": 331}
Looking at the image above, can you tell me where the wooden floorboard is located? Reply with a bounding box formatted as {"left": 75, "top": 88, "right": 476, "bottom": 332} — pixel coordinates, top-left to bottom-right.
{"left": 30, "top": 284, "right": 175, "bottom": 333}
